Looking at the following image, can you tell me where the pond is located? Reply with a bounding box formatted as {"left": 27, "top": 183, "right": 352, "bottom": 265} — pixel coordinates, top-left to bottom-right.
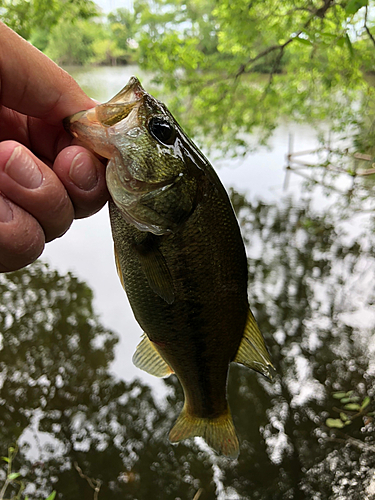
{"left": 0, "top": 66, "right": 374, "bottom": 500}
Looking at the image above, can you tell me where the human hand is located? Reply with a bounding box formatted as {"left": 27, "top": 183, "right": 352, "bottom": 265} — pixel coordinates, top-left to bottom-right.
{"left": 0, "top": 22, "right": 109, "bottom": 272}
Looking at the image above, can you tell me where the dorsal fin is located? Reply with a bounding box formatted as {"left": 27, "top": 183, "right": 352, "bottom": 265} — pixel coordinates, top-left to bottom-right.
{"left": 234, "top": 309, "right": 275, "bottom": 379}
{"left": 133, "top": 333, "right": 174, "bottom": 378}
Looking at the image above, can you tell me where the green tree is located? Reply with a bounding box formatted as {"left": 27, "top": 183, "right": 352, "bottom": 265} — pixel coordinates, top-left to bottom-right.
{"left": 0, "top": 0, "right": 98, "bottom": 50}
{"left": 44, "top": 18, "right": 98, "bottom": 65}
{"left": 108, "top": 7, "right": 138, "bottom": 51}
{"left": 135, "top": 0, "right": 375, "bottom": 153}
{"left": 89, "top": 8, "right": 141, "bottom": 66}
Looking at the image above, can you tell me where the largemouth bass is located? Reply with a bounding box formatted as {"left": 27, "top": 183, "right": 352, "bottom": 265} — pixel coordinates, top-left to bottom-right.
{"left": 64, "top": 77, "right": 274, "bottom": 458}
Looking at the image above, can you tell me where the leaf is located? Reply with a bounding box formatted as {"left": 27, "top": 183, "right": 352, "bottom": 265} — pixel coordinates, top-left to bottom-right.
{"left": 361, "top": 396, "right": 371, "bottom": 410}
{"left": 345, "top": 34, "right": 354, "bottom": 58}
{"left": 340, "top": 412, "right": 349, "bottom": 422}
{"left": 345, "top": 0, "right": 368, "bottom": 15}
{"left": 317, "top": 31, "right": 338, "bottom": 39}
{"left": 333, "top": 392, "right": 347, "bottom": 399}
{"left": 340, "top": 396, "right": 360, "bottom": 403}
{"left": 8, "top": 472, "right": 21, "bottom": 480}
{"left": 344, "top": 403, "right": 361, "bottom": 411}
{"left": 295, "top": 37, "right": 312, "bottom": 46}
{"left": 1, "top": 457, "right": 10, "bottom": 463}
{"left": 46, "top": 492, "right": 57, "bottom": 500}
{"left": 326, "top": 418, "right": 345, "bottom": 428}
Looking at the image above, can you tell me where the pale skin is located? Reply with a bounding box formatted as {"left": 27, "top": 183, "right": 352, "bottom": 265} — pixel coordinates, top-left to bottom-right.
{"left": 0, "top": 22, "right": 109, "bottom": 272}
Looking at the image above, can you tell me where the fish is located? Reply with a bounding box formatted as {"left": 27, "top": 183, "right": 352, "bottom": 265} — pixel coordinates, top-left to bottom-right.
{"left": 64, "top": 77, "right": 274, "bottom": 458}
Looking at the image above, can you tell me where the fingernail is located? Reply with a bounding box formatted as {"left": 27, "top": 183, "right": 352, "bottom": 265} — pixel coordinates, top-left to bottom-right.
{"left": 69, "top": 152, "right": 98, "bottom": 191}
{"left": 5, "top": 146, "right": 43, "bottom": 189}
{"left": 0, "top": 195, "right": 13, "bottom": 223}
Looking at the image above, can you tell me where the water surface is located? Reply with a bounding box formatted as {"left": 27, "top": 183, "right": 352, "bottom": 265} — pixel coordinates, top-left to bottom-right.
{"left": 1, "top": 66, "right": 374, "bottom": 500}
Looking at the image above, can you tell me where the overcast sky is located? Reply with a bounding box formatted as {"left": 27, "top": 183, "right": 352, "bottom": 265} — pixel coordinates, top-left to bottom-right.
{"left": 95, "top": 0, "right": 134, "bottom": 13}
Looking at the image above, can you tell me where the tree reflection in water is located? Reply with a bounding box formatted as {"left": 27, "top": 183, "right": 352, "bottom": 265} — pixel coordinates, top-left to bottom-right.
{"left": 0, "top": 195, "right": 374, "bottom": 500}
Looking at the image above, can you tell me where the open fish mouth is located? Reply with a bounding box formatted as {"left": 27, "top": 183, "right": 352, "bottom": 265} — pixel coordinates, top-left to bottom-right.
{"left": 63, "top": 77, "right": 147, "bottom": 155}
{"left": 65, "top": 100, "right": 139, "bottom": 130}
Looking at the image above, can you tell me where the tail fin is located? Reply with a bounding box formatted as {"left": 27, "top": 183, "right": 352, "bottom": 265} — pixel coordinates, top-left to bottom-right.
{"left": 169, "top": 405, "right": 239, "bottom": 458}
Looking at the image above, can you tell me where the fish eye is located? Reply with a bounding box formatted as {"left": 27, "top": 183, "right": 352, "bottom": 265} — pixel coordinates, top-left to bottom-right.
{"left": 148, "top": 117, "right": 176, "bottom": 145}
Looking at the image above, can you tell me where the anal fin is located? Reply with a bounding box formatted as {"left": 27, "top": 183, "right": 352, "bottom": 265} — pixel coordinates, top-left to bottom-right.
{"left": 234, "top": 309, "right": 275, "bottom": 379}
{"left": 133, "top": 333, "right": 174, "bottom": 378}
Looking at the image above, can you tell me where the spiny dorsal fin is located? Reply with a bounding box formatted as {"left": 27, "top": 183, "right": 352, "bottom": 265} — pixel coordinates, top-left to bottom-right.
{"left": 234, "top": 309, "right": 275, "bottom": 379}
{"left": 133, "top": 333, "right": 174, "bottom": 378}
{"left": 135, "top": 240, "right": 175, "bottom": 304}
{"left": 114, "top": 244, "right": 125, "bottom": 290}
{"left": 169, "top": 404, "right": 239, "bottom": 459}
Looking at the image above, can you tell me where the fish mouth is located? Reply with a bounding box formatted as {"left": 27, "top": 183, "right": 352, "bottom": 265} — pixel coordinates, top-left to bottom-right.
{"left": 64, "top": 77, "right": 176, "bottom": 197}
{"left": 63, "top": 101, "right": 138, "bottom": 135}
{"left": 63, "top": 77, "right": 146, "bottom": 159}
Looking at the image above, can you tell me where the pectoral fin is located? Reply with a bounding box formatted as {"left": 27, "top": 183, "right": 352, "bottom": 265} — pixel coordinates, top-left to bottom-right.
{"left": 234, "top": 309, "right": 275, "bottom": 379}
{"left": 135, "top": 239, "right": 175, "bottom": 304}
{"left": 133, "top": 333, "right": 174, "bottom": 378}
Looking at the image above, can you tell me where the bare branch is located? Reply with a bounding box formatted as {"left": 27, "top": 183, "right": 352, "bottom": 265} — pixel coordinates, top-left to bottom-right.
{"left": 74, "top": 462, "right": 102, "bottom": 500}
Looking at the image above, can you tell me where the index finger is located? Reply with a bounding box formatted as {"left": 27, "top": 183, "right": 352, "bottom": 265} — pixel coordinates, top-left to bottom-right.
{"left": 0, "top": 22, "right": 95, "bottom": 123}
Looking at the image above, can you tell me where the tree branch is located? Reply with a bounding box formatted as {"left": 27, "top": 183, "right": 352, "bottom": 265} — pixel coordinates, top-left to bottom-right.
{"left": 235, "top": 36, "right": 299, "bottom": 79}
{"left": 74, "top": 462, "right": 102, "bottom": 500}
{"left": 364, "top": 6, "right": 375, "bottom": 49}
{"left": 236, "top": 0, "right": 336, "bottom": 78}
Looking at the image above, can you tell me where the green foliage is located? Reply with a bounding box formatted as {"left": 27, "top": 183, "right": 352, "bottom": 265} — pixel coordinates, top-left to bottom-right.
{"left": 44, "top": 18, "right": 97, "bottom": 66}
{"left": 108, "top": 7, "right": 138, "bottom": 51}
{"left": 0, "top": 445, "right": 56, "bottom": 500}
{"left": 346, "top": 0, "right": 369, "bottom": 15}
{"left": 45, "top": 15, "right": 137, "bottom": 67}
{"left": 0, "top": 0, "right": 98, "bottom": 50}
{"left": 2, "top": 0, "right": 375, "bottom": 156}
{"left": 44, "top": 15, "right": 138, "bottom": 67}
{"left": 326, "top": 391, "right": 373, "bottom": 429}
{"left": 96, "top": 8, "right": 140, "bottom": 65}
{"left": 134, "top": 0, "right": 375, "bottom": 152}
{"left": 0, "top": 2, "right": 139, "bottom": 66}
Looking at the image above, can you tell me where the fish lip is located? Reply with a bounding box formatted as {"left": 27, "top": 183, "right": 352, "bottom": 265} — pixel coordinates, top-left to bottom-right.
{"left": 108, "top": 76, "right": 146, "bottom": 104}
{"left": 63, "top": 76, "right": 145, "bottom": 134}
